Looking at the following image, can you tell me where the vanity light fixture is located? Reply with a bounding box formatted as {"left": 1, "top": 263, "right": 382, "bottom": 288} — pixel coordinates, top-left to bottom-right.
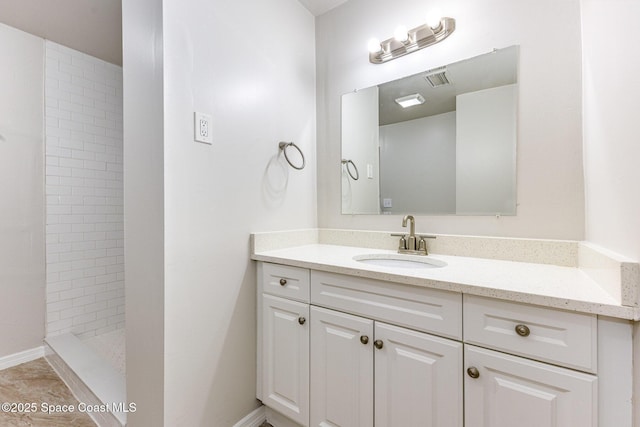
{"left": 368, "top": 17, "right": 455, "bottom": 64}
{"left": 395, "top": 93, "right": 425, "bottom": 108}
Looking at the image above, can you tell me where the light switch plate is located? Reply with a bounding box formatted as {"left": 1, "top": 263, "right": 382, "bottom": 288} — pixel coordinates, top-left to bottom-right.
{"left": 383, "top": 198, "right": 392, "bottom": 208}
{"left": 194, "top": 112, "right": 213, "bottom": 144}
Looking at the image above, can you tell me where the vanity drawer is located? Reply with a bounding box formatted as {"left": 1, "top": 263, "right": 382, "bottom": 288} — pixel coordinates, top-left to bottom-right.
{"left": 310, "top": 271, "right": 462, "bottom": 340}
{"left": 260, "top": 263, "right": 310, "bottom": 303}
{"left": 463, "top": 295, "right": 597, "bottom": 373}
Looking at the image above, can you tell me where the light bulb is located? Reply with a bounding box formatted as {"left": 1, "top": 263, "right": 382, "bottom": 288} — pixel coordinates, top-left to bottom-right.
{"left": 393, "top": 25, "right": 409, "bottom": 43}
{"left": 367, "top": 38, "right": 382, "bottom": 53}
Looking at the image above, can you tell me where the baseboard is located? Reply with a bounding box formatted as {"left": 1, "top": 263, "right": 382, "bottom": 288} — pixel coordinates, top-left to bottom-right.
{"left": 0, "top": 346, "right": 45, "bottom": 371}
{"left": 233, "top": 405, "right": 266, "bottom": 427}
{"left": 265, "top": 407, "right": 303, "bottom": 427}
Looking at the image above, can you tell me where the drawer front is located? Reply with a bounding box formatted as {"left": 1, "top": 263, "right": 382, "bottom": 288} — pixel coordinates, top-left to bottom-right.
{"left": 311, "top": 271, "right": 462, "bottom": 340}
{"left": 261, "top": 263, "right": 310, "bottom": 303}
{"left": 463, "top": 295, "right": 597, "bottom": 373}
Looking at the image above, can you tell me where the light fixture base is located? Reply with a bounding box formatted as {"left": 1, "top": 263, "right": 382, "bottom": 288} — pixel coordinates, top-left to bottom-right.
{"left": 369, "top": 17, "right": 455, "bottom": 64}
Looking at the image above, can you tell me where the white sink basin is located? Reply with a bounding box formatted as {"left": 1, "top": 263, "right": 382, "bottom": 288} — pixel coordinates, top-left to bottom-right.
{"left": 353, "top": 253, "right": 447, "bottom": 269}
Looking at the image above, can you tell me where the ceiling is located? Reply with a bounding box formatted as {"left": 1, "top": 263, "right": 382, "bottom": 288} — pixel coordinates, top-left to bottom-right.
{"left": 0, "top": 0, "right": 346, "bottom": 66}
{"left": 297, "top": 0, "right": 349, "bottom": 16}
{"left": 378, "top": 46, "right": 519, "bottom": 125}
{"left": 0, "top": 0, "right": 122, "bottom": 65}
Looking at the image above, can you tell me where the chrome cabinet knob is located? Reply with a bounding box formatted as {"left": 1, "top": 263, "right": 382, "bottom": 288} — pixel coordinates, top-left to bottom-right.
{"left": 374, "top": 340, "right": 384, "bottom": 349}
{"left": 515, "top": 324, "right": 531, "bottom": 337}
{"left": 467, "top": 367, "right": 480, "bottom": 379}
{"left": 298, "top": 317, "right": 306, "bottom": 325}
{"left": 279, "top": 278, "right": 287, "bottom": 286}
{"left": 360, "top": 335, "right": 369, "bottom": 345}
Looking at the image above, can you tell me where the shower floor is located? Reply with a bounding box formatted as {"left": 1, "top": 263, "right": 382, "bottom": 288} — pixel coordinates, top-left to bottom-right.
{"left": 83, "top": 329, "right": 126, "bottom": 376}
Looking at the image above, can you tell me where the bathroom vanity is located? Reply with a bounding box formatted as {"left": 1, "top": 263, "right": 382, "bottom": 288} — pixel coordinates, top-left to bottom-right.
{"left": 252, "top": 230, "right": 639, "bottom": 427}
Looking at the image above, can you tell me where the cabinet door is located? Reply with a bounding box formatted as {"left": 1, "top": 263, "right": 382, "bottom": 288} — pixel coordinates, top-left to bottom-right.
{"left": 262, "top": 294, "right": 310, "bottom": 426}
{"left": 465, "top": 345, "right": 597, "bottom": 427}
{"left": 310, "top": 306, "right": 374, "bottom": 427}
{"left": 374, "top": 322, "right": 463, "bottom": 427}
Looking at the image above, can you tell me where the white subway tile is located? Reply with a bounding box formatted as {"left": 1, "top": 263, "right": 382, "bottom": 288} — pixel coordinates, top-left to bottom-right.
{"left": 71, "top": 241, "right": 96, "bottom": 251}
{"left": 48, "top": 147, "right": 73, "bottom": 158}
{"left": 96, "top": 307, "right": 117, "bottom": 320}
{"left": 47, "top": 224, "right": 73, "bottom": 234}
{"left": 72, "top": 205, "right": 96, "bottom": 215}
{"left": 58, "top": 138, "right": 84, "bottom": 150}
{"left": 58, "top": 196, "right": 84, "bottom": 206}
{"left": 95, "top": 240, "right": 118, "bottom": 249}
{"left": 71, "top": 150, "right": 95, "bottom": 160}
{"left": 107, "top": 314, "right": 124, "bottom": 326}
{"left": 48, "top": 318, "right": 74, "bottom": 332}
{"left": 46, "top": 43, "right": 124, "bottom": 337}
{"left": 58, "top": 100, "right": 84, "bottom": 113}
{"left": 60, "top": 306, "right": 85, "bottom": 320}
{"left": 83, "top": 142, "right": 106, "bottom": 153}
{"left": 84, "top": 285, "right": 107, "bottom": 296}
{"left": 72, "top": 277, "right": 96, "bottom": 288}
{"left": 59, "top": 81, "right": 84, "bottom": 96}
{"left": 83, "top": 248, "right": 107, "bottom": 259}
{"left": 83, "top": 214, "right": 106, "bottom": 224}
{"left": 46, "top": 177, "right": 60, "bottom": 187}
{"left": 58, "top": 62, "right": 84, "bottom": 77}
{"left": 46, "top": 47, "right": 72, "bottom": 64}
{"left": 95, "top": 274, "right": 117, "bottom": 285}
{"left": 48, "top": 299, "right": 73, "bottom": 313}
{"left": 72, "top": 313, "right": 97, "bottom": 326}
{"left": 59, "top": 251, "right": 86, "bottom": 262}
{"left": 58, "top": 157, "right": 84, "bottom": 169}
{"left": 49, "top": 281, "right": 73, "bottom": 293}
{"left": 73, "top": 295, "right": 96, "bottom": 307}
{"left": 82, "top": 266, "right": 106, "bottom": 277}
{"left": 70, "top": 93, "right": 94, "bottom": 107}
{"left": 47, "top": 87, "right": 73, "bottom": 103}
{"left": 47, "top": 205, "right": 71, "bottom": 215}
{"left": 59, "top": 269, "right": 84, "bottom": 281}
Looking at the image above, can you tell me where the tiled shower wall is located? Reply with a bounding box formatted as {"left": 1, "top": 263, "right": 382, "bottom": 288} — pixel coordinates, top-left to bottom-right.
{"left": 44, "top": 41, "right": 124, "bottom": 338}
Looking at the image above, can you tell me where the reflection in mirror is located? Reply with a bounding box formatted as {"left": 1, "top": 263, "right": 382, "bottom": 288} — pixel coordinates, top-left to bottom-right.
{"left": 341, "top": 45, "right": 519, "bottom": 215}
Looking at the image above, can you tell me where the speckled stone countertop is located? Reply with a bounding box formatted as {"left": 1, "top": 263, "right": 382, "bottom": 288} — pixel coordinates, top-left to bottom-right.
{"left": 252, "top": 244, "right": 639, "bottom": 320}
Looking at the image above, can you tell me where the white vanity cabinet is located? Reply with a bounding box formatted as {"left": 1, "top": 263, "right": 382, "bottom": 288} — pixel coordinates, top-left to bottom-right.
{"left": 262, "top": 294, "right": 310, "bottom": 426}
{"left": 259, "top": 263, "right": 311, "bottom": 426}
{"left": 464, "top": 345, "right": 597, "bottom": 427}
{"left": 257, "top": 262, "right": 603, "bottom": 427}
{"left": 462, "top": 294, "right": 598, "bottom": 427}
{"left": 310, "top": 306, "right": 463, "bottom": 427}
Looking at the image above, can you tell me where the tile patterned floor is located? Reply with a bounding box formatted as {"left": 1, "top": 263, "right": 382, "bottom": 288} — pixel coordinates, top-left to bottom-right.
{"left": 0, "top": 358, "right": 96, "bottom": 426}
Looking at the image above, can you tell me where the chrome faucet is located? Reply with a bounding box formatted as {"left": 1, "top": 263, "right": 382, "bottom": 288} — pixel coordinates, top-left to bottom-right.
{"left": 402, "top": 215, "right": 417, "bottom": 252}
{"left": 392, "top": 215, "right": 436, "bottom": 255}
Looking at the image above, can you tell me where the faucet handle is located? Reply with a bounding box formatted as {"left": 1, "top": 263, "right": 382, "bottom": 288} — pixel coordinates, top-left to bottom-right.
{"left": 416, "top": 234, "right": 437, "bottom": 240}
{"left": 398, "top": 235, "right": 407, "bottom": 250}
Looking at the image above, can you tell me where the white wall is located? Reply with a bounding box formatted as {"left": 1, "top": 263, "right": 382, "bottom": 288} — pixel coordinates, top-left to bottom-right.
{"left": 0, "top": 23, "right": 45, "bottom": 357}
{"left": 456, "top": 85, "right": 516, "bottom": 215}
{"left": 45, "top": 41, "right": 124, "bottom": 339}
{"left": 123, "top": 0, "right": 165, "bottom": 424}
{"left": 379, "top": 112, "right": 456, "bottom": 214}
{"left": 582, "top": 0, "right": 640, "bottom": 262}
{"left": 341, "top": 86, "right": 380, "bottom": 214}
{"left": 124, "top": 0, "right": 317, "bottom": 424}
{"left": 316, "top": 0, "right": 585, "bottom": 239}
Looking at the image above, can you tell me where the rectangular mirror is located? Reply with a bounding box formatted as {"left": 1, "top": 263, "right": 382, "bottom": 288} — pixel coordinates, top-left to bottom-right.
{"left": 341, "top": 45, "right": 519, "bottom": 215}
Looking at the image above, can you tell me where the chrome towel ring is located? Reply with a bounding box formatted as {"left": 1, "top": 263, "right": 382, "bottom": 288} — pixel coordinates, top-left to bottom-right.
{"left": 342, "top": 159, "right": 359, "bottom": 180}
{"left": 279, "top": 142, "right": 305, "bottom": 170}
